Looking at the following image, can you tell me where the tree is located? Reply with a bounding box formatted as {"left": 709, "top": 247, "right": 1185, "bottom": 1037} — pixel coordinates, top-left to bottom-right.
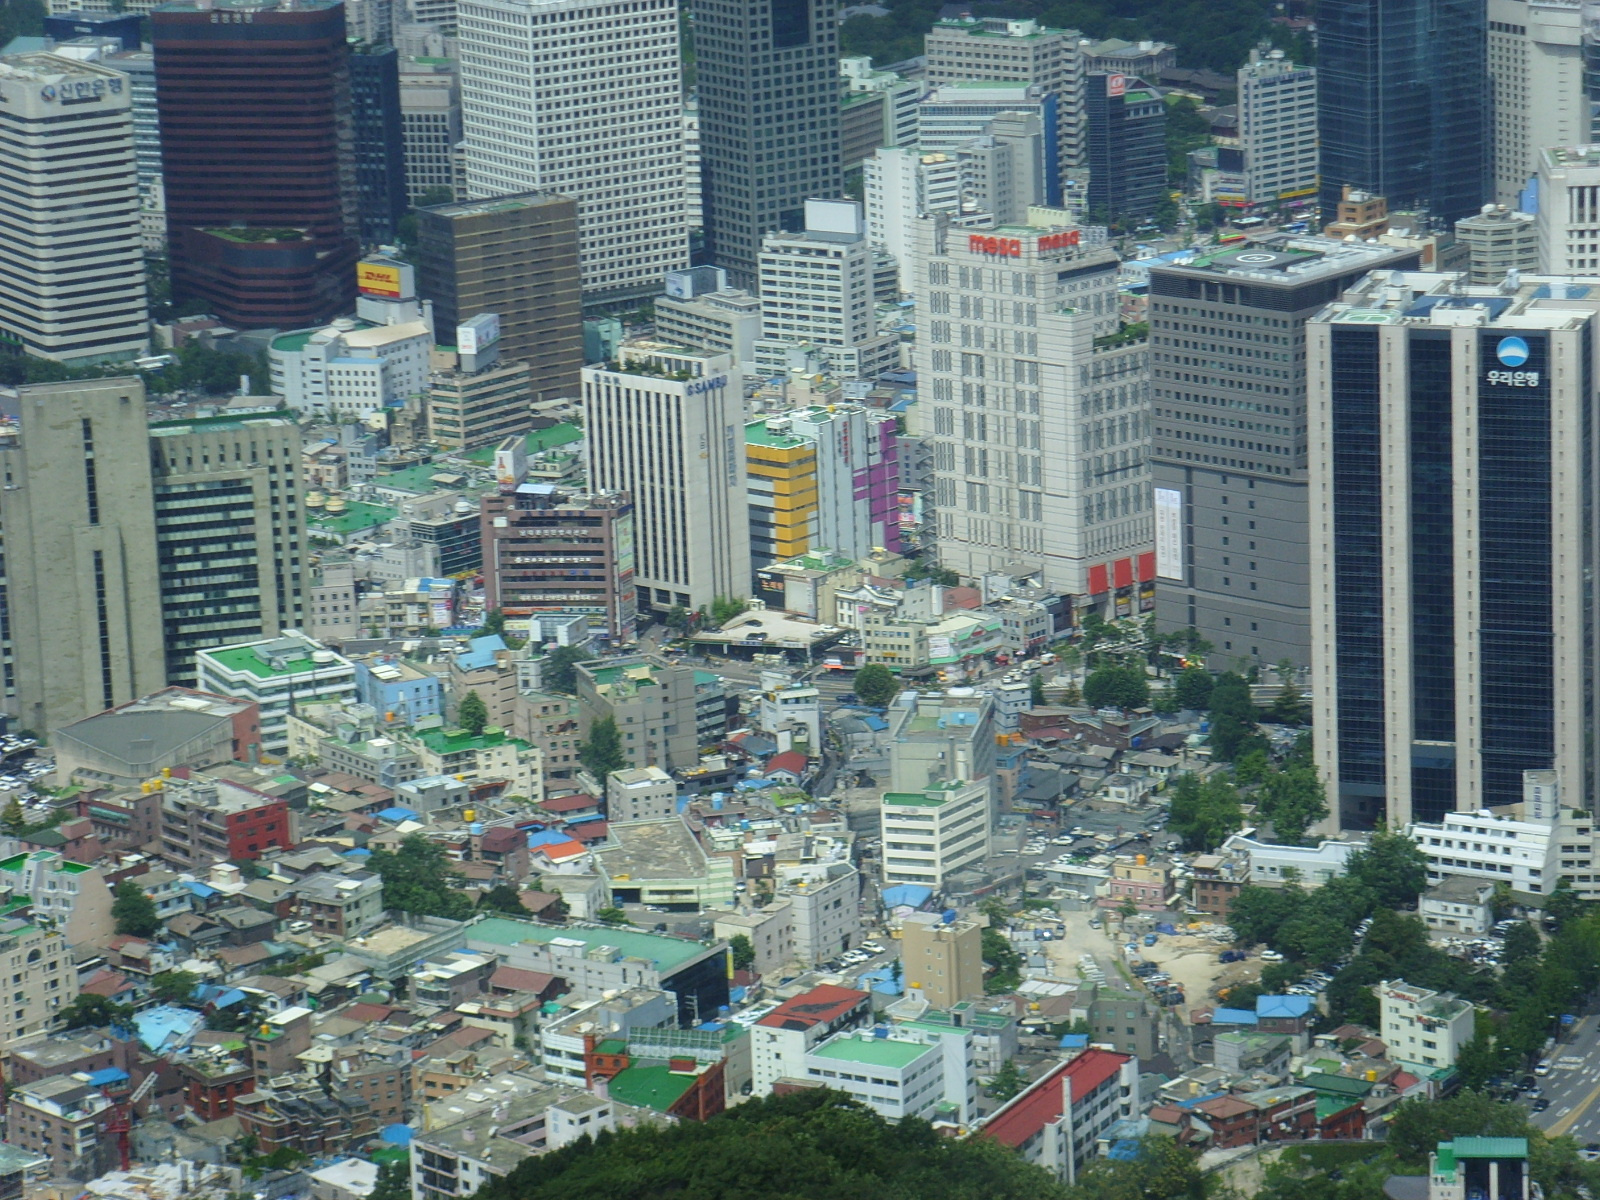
{"left": 663, "top": 605, "right": 693, "bottom": 633}
{"left": 981, "top": 927, "right": 1023, "bottom": 994}
{"left": 541, "top": 644, "right": 590, "bottom": 695}
{"left": 1167, "top": 772, "right": 1244, "bottom": 852}
{"left": 1255, "top": 766, "right": 1328, "bottom": 845}
{"left": 709, "top": 596, "right": 749, "bottom": 627}
{"left": 0, "top": 798, "right": 23, "bottom": 836}
{"left": 149, "top": 970, "right": 200, "bottom": 1006}
{"left": 987, "top": 1058, "right": 1025, "bottom": 1102}
{"left": 476, "top": 884, "right": 530, "bottom": 917}
{"left": 1082, "top": 665, "right": 1149, "bottom": 710}
{"left": 729, "top": 934, "right": 755, "bottom": 971}
{"left": 481, "top": 609, "right": 506, "bottom": 636}
{"left": 1172, "top": 667, "right": 1214, "bottom": 711}
{"left": 854, "top": 663, "right": 900, "bottom": 707}
{"left": 1029, "top": 673, "right": 1046, "bottom": 707}
{"left": 1061, "top": 681, "right": 1082, "bottom": 706}
{"left": 112, "top": 880, "right": 160, "bottom": 938}
{"left": 1345, "top": 827, "right": 1429, "bottom": 909}
{"left": 579, "top": 716, "right": 626, "bottom": 778}
{"left": 368, "top": 834, "right": 472, "bottom": 920}
{"left": 1065, "top": 1135, "right": 1206, "bottom": 1200}
{"left": 1544, "top": 876, "right": 1587, "bottom": 932}
{"left": 368, "top": 1162, "right": 410, "bottom": 1200}
{"left": 1502, "top": 920, "right": 1541, "bottom": 967}
{"left": 457, "top": 689, "right": 489, "bottom": 737}
{"left": 58, "top": 993, "right": 133, "bottom": 1031}
{"left": 595, "top": 906, "right": 630, "bottom": 925}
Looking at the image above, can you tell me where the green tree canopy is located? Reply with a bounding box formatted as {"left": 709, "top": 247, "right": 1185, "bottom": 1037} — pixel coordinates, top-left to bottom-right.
{"left": 987, "top": 1059, "right": 1025, "bottom": 1103}
{"left": 457, "top": 690, "right": 489, "bottom": 737}
{"left": 1167, "top": 772, "right": 1243, "bottom": 851}
{"left": 1172, "top": 667, "right": 1214, "bottom": 711}
{"left": 368, "top": 834, "right": 472, "bottom": 920}
{"left": 1083, "top": 665, "right": 1149, "bottom": 710}
{"left": 150, "top": 970, "right": 200, "bottom": 1006}
{"left": 729, "top": 934, "right": 756, "bottom": 971}
{"left": 1255, "top": 765, "right": 1329, "bottom": 845}
{"left": 112, "top": 880, "right": 160, "bottom": 938}
{"left": 1029, "top": 673, "right": 1046, "bottom": 707}
{"left": 579, "top": 715, "right": 626, "bottom": 778}
{"left": 1345, "top": 828, "right": 1429, "bottom": 909}
{"left": 854, "top": 663, "right": 900, "bottom": 707}
{"left": 541, "top": 644, "right": 591, "bottom": 695}
{"left": 58, "top": 992, "right": 133, "bottom": 1032}
{"left": 476, "top": 884, "right": 530, "bottom": 916}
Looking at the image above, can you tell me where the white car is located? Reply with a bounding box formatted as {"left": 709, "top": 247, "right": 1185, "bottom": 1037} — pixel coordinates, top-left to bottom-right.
{"left": 861, "top": 942, "right": 885, "bottom": 954}
{"left": 1260, "top": 949, "right": 1285, "bottom": 962}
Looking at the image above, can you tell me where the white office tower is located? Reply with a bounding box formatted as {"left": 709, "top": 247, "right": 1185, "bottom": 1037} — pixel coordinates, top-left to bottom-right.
{"left": 911, "top": 214, "right": 1151, "bottom": 598}
{"left": 1488, "top": 0, "right": 1583, "bottom": 205}
{"left": 1533, "top": 145, "right": 1600, "bottom": 272}
{"left": 866, "top": 148, "right": 962, "bottom": 294}
{"left": 458, "top": 0, "right": 688, "bottom": 305}
{"left": 0, "top": 54, "right": 147, "bottom": 364}
{"left": 1237, "top": 49, "right": 1317, "bottom": 209}
{"left": 582, "top": 344, "right": 750, "bottom": 614}
{"left": 756, "top": 200, "right": 900, "bottom": 381}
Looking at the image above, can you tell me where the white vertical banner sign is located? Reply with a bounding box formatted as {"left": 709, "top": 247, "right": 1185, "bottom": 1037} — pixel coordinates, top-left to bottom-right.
{"left": 1154, "top": 487, "right": 1184, "bottom": 581}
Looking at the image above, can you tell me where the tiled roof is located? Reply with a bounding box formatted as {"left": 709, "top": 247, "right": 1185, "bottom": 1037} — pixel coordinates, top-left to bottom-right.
{"left": 980, "top": 1048, "right": 1130, "bottom": 1149}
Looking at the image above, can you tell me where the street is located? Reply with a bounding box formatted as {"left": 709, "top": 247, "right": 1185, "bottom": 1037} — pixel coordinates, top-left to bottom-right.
{"left": 1533, "top": 1014, "right": 1600, "bottom": 1146}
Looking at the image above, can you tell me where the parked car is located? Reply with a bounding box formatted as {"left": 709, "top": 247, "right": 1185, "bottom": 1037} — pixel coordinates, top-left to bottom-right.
{"left": 1260, "top": 949, "right": 1284, "bottom": 962}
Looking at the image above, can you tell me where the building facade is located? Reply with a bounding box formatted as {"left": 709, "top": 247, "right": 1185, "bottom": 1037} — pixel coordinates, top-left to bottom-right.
{"left": 456, "top": 0, "right": 687, "bottom": 303}
{"left": 1085, "top": 72, "right": 1165, "bottom": 221}
{"left": 1308, "top": 272, "right": 1600, "bottom": 828}
{"left": 1149, "top": 238, "right": 1419, "bottom": 670}
{"left": 879, "top": 780, "right": 991, "bottom": 891}
{"left": 152, "top": 0, "right": 360, "bottom": 328}
{"left": 350, "top": 44, "right": 409, "bottom": 246}
{"left": 695, "top": 0, "right": 842, "bottom": 286}
{"left": 1238, "top": 50, "right": 1318, "bottom": 210}
{"left": 1316, "top": 0, "right": 1489, "bottom": 225}
{"left": 398, "top": 60, "right": 460, "bottom": 204}
{"left": 913, "top": 216, "right": 1152, "bottom": 607}
{"left": 900, "top": 911, "right": 983, "bottom": 1008}
{"left": 0, "top": 53, "right": 147, "bottom": 363}
{"left": 195, "top": 634, "right": 357, "bottom": 754}
{"left": 582, "top": 346, "right": 751, "bottom": 613}
{"left": 1487, "top": 0, "right": 1584, "bottom": 205}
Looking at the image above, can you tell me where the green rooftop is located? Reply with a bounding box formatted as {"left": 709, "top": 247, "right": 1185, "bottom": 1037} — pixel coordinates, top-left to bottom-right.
{"left": 1449, "top": 1138, "right": 1528, "bottom": 1159}
{"left": 308, "top": 501, "right": 397, "bottom": 534}
{"left": 811, "top": 1034, "right": 931, "bottom": 1069}
{"left": 203, "top": 642, "right": 333, "bottom": 679}
{"left": 466, "top": 915, "right": 714, "bottom": 972}
{"left": 604, "top": 1063, "right": 698, "bottom": 1112}
{"left": 414, "top": 726, "right": 529, "bottom": 756}
{"left": 882, "top": 781, "right": 970, "bottom": 808}
{"left": 745, "top": 419, "right": 813, "bottom": 450}
{"left": 272, "top": 330, "right": 318, "bottom": 354}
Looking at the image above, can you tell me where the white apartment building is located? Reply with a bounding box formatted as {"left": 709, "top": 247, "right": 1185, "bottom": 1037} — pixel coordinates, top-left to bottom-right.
{"left": 865, "top": 147, "right": 964, "bottom": 295}
{"left": 654, "top": 289, "right": 762, "bottom": 371}
{"left": 457, "top": 0, "right": 688, "bottom": 304}
{"left": 582, "top": 344, "right": 751, "bottom": 614}
{"left": 0, "top": 54, "right": 147, "bottom": 364}
{"left": 750, "top": 984, "right": 872, "bottom": 1095}
{"left": 1488, "top": 0, "right": 1584, "bottom": 205}
{"left": 801, "top": 1030, "right": 960, "bottom": 1122}
{"left": 1378, "top": 979, "right": 1475, "bottom": 1071}
{"left": 756, "top": 200, "right": 900, "bottom": 381}
{"left": 1408, "top": 809, "right": 1562, "bottom": 896}
{"left": 605, "top": 766, "right": 676, "bottom": 823}
{"left": 841, "top": 56, "right": 921, "bottom": 152}
{"left": 399, "top": 63, "right": 461, "bottom": 204}
{"left": 1534, "top": 144, "right": 1600, "bottom": 272}
{"left": 911, "top": 214, "right": 1151, "bottom": 595}
{"left": 880, "top": 779, "right": 991, "bottom": 890}
{"left": 773, "top": 862, "right": 858, "bottom": 966}
{"left": 195, "top": 634, "right": 357, "bottom": 753}
{"left": 1237, "top": 49, "right": 1317, "bottom": 208}
{"left": 270, "top": 319, "right": 433, "bottom": 417}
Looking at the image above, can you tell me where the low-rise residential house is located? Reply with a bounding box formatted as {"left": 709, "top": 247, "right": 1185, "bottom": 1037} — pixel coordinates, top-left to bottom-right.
{"left": 1378, "top": 980, "right": 1476, "bottom": 1071}
{"left": 8, "top": 1076, "right": 114, "bottom": 1179}
{"left": 294, "top": 871, "right": 386, "bottom": 938}
{"left": 1420, "top": 877, "right": 1496, "bottom": 934}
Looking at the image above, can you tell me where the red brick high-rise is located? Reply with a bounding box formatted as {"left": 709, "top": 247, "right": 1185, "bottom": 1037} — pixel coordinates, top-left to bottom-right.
{"left": 152, "top": 0, "right": 358, "bottom": 328}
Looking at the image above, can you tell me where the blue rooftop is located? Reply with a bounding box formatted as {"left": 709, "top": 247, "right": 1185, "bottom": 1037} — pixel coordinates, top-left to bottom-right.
{"left": 527, "top": 829, "right": 573, "bottom": 848}
{"left": 456, "top": 634, "right": 508, "bottom": 672}
{"left": 184, "top": 881, "right": 218, "bottom": 898}
{"left": 377, "top": 806, "right": 420, "bottom": 823}
{"left": 134, "top": 1005, "right": 203, "bottom": 1053}
{"left": 1212, "top": 1007, "right": 1258, "bottom": 1025}
{"left": 381, "top": 1124, "right": 413, "bottom": 1146}
{"left": 84, "top": 1067, "right": 129, "bottom": 1087}
{"left": 1257, "top": 994, "right": 1313, "bottom": 1019}
{"left": 883, "top": 884, "right": 934, "bottom": 909}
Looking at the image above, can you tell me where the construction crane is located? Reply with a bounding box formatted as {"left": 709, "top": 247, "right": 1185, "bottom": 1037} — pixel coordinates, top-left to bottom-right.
{"left": 102, "top": 1066, "right": 160, "bottom": 1172}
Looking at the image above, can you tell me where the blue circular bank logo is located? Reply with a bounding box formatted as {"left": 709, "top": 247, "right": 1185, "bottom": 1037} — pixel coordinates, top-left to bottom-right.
{"left": 1496, "top": 336, "right": 1530, "bottom": 367}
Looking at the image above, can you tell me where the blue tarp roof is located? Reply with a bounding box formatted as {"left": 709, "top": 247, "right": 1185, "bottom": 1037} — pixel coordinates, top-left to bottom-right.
{"left": 343, "top": 847, "right": 372, "bottom": 857}
{"left": 183, "top": 881, "right": 218, "bottom": 898}
{"left": 1257, "top": 994, "right": 1313, "bottom": 1019}
{"left": 381, "top": 1124, "right": 413, "bottom": 1146}
{"left": 211, "top": 988, "right": 247, "bottom": 1009}
{"left": 1212, "top": 1007, "right": 1258, "bottom": 1025}
{"left": 862, "top": 715, "right": 889, "bottom": 731}
{"left": 133, "top": 1005, "right": 203, "bottom": 1053}
{"left": 455, "top": 634, "right": 507, "bottom": 671}
{"left": 377, "top": 806, "right": 420, "bottom": 822}
{"left": 84, "top": 1067, "right": 129, "bottom": 1087}
{"left": 883, "top": 884, "right": 934, "bottom": 909}
{"left": 1059, "top": 1033, "right": 1089, "bottom": 1049}
{"left": 527, "top": 829, "right": 573, "bottom": 848}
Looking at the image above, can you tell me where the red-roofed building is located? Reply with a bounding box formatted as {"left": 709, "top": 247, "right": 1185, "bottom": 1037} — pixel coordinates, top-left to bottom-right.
{"left": 763, "top": 750, "right": 809, "bottom": 785}
{"left": 530, "top": 838, "right": 588, "bottom": 869}
{"left": 540, "top": 793, "right": 603, "bottom": 821}
{"left": 1195, "top": 1094, "right": 1258, "bottom": 1148}
{"left": 752, "top": 985, "right": 872, "bottom": 1095}
{"left": 978, "top": 1047, "right": 1136, "bottom": 1183}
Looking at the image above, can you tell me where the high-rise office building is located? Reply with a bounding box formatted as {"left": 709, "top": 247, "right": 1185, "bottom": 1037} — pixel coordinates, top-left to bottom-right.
{"left": 415, "top": 193, "right": 582, "bottom": 405}
{"left": 0, "top": 380, "right": 165, "bottom": 734}
{"left": 399, "top": 59, "right": 460, "bottom": 204}
{"left": 1487, "top": 0, "right": 1582, "bottom": 205}
{"left": 923, "top": 18, "right": 1085, "bottom": 176}
{"left": 1317, "top": 0, "right": 1489, "bottom": 225}
{"left": 102, "top": 48, "right": 162, "bottom": 193}
{"left": 1308, "top": 272, "right": 1600, "bottom": 829}
{"left": 912, "top": 216, "right": 1153, "bottom": 608}
{"left": 1085, "top": 72, "right": 1165, "bottom": 222}
{"left": 756, "top": 199, "right": 900, "bottom": 380}
{"left": 152, "top": 0, "right": 359, "bottom": 328}
{"left": 148, "top": 412, "right": 305, "bottom": 687}
{"left": 457, "top": 0, "right": 687, "bottom": 305}
{"left": 1238, "top": 49, "right": 1318, "bottom": 211}
{"left": 350, "top": 44, "right": 409, "bottom": 247}
{"left": 1455, "top": 203, "right": 1539, "bottom": 283}
{"left": 0, "top": 53, "right": 148, "bottom": 364}
{"left": 582, "top": 344, "right": 751, "bottom": 613}
{"left": 0, "top": 380, "right": 308, "bottom": 733}
{"left": 1148, "top": 239, "right": 1419, "bottom": 669}
{"left": 1533, "top": 144, "right": 1600, "bottom": 273}
{"left": 695, "top": 0, "right": 843, "bottom": 288}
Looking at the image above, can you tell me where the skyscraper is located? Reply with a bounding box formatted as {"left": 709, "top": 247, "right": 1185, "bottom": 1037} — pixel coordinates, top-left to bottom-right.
{"left": 1238, "top": 49, "right": 1318, "bottom": 211}
{"left": 582, "top": 344, "right": 751, "bottom": 614}
{"left": 1486, "top": 0, "right": 1582, "bottom": 205}
{"left": 1308, "top": 272, "right": 1600, "bottom": 829}
{"left": 912, "top": 215, "right": 1153, "bottom": 609}
{"left": 695, "top": 0, "right": 843, "bottom": 287}
{"left": 1085, "top": 73, "right": 1166, "bottom": 222}
{"left": 1148, "top": 239, "right": 1418, "bottom": 668}
{"left": 457, "top": 0, "right": 687, "bottom": 305}
{"left": 0, "top": 53, "right": 148, "bottom": 364}
{"left": 152, "top": 0, "right": 359, "bottom": 328}
{"left": 399, "top": 58, "right": 460, "bottom": 204}
{"left": 350, "top": 43, "right": 409, "bottom": 247}
{"left": 414, "top": 192, "right": 583, "bottom": 405}
{"left": 0, "top": 380, "right": 307, "bottom": 733}
{"left": 1317, "top": 0, "right": 1489, "bottom": 225}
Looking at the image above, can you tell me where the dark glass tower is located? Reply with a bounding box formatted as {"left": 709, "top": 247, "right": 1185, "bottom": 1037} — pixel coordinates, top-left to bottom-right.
{"left": 1317, "top": 0, "right": 1489, "bottom": 225}
{"left": 1084, "top": 72, "right": 1166, "bottom": 222}
{"left": 694, "top": 0, "right": 843, "bottom": 288}
{"left": 153, "top": 0, "right": 359, "bottom": 328}
{"left": 350, "top": 43, "right": 408, "bottom": 248}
